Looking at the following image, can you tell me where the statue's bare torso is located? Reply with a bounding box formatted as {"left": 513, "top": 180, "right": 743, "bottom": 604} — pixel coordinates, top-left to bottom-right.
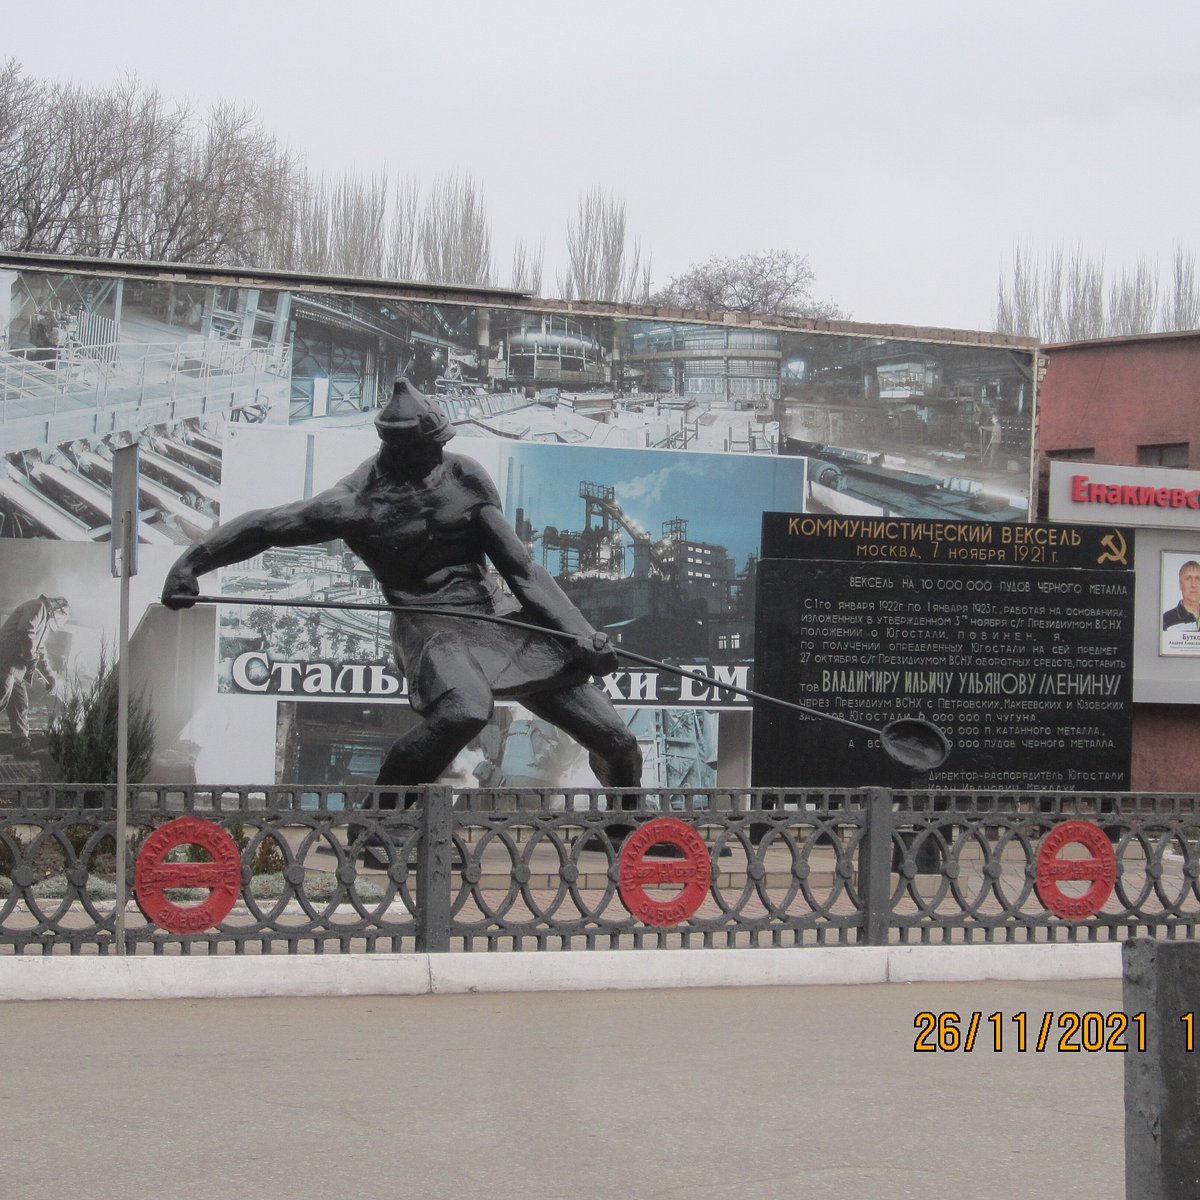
{"left": 335, "top": 453, "right": 504, "bottom": 607}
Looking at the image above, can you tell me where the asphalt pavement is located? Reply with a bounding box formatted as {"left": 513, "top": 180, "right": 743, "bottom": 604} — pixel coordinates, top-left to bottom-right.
{"left": 1, "top": 976, "right": 1126, "bottom": 1200}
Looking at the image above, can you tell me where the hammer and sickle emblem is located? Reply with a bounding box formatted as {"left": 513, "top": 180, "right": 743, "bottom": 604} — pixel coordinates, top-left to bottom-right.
{"left": 1097, "top": 530, "right": 1128, "bottom": 566}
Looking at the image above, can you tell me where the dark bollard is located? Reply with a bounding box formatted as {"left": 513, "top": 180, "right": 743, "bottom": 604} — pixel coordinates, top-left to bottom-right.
{"left": 1123, "top": 938, "right": 1200, "bottom": 1200}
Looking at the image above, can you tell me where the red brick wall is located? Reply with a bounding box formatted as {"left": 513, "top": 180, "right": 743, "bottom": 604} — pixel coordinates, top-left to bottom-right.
{"left": 1132, "top": 707, "right": 1200, "bottom": 792}
{"left": 1039, "top": 337, "right": 1200, "bottom": 465}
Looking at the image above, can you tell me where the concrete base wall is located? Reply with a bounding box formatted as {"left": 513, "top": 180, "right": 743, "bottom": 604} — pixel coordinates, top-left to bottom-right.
{"left": 0, "top": 943, "right": 1121, "bottom": 1002}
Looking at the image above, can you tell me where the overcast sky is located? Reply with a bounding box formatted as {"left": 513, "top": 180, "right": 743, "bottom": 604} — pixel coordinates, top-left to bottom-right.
{"left": 6, "top": 0, "right": 1198, "bottom": 331}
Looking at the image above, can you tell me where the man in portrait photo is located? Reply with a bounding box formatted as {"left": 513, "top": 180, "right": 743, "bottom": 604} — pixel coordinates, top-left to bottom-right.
{"left": 1163, "top": 559, "right": 1200, "bottom": 631}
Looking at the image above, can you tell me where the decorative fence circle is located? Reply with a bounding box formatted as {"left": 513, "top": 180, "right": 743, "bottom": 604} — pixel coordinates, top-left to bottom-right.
{"left": 134, "top": 817, "right": 242, "bottom": 933}
{"left": 1035, "top": 820, "right": 1117, "bottom": 919}
{"left": 618, "top": 817, "right": 711, "bottom": 926}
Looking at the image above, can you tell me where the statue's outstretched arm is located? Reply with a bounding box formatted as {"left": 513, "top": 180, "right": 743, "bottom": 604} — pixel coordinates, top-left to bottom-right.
{"left": 161, "top": 485, "right": 361, "bottom": 609}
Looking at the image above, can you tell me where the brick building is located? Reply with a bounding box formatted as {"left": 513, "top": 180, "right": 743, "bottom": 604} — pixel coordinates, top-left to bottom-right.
{"left": 1039, "top": 331, "right": 1200, "bottom": 792}
{"left": 1039, "top": 331, "right": 1200, "bottom": 470}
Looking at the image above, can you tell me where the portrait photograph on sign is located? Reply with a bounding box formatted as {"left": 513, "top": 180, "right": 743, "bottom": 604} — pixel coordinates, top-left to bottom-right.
{"left": 1160, "top": 550, "right": 1200, "bottom": 656}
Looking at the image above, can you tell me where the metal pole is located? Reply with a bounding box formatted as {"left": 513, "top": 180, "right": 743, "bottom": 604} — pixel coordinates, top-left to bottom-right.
{"left": 175, "top": 594, "right": 950, "bottom": 768}
{"left": 114, "top": 509, "right": 131, "bottom": 955}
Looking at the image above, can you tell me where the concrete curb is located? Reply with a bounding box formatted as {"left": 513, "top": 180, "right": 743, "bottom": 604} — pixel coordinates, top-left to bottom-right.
{"left": 0, "top": 942, "right": 1122, "bottom": 1002}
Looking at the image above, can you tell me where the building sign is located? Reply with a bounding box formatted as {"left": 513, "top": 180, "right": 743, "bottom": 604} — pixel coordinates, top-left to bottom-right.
{"left": 1050, "top": 461, "right": 1200, "bottom": 532}
{"left": 1069, "top": 473, "right": 1200, "bottom": 512}
{"left": 752, "top": 517, "right": 1135, "bottom": 790}
{"left": 1049, "top": 460, "right": 1200, "bottom": 705}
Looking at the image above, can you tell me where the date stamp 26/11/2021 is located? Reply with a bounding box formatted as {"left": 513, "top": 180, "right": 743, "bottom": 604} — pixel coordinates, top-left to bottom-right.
{"left": 914, "top": 1011, "right": 1200, "bottom": 1054}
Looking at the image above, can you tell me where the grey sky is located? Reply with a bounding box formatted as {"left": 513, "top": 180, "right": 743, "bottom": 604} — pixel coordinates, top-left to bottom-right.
{"left": 5, "top": 0, "right": 1198, "bottom": 331}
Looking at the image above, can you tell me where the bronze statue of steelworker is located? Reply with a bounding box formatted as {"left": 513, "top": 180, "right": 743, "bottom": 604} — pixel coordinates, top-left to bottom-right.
{"left": 163, "top": 379, "right": 642, "bottom": 790}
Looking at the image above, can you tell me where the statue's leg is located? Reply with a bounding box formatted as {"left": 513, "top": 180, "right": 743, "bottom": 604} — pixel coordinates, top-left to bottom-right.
{"left": 376, "top": 674, "right": 494, "bottom": 787}
{"left": 523, "top": 684, "right": 642, "bottom": 788}
{"left": 353, "top": 672, "right": 495, "bottom": 863}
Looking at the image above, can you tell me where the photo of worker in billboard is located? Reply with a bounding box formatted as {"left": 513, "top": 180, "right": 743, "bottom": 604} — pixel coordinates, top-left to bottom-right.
{"left": 1161, "top": 551, "right": 1200, "bottom": 656}
{"left": 0, "top": 542, "right": 126, "bottom": 773}
{"left": 0, "top": 592, "right": 69, "bottom": 761}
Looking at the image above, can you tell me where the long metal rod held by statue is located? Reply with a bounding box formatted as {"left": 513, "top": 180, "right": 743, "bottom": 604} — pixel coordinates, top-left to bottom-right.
{"left": 177, "top": 592, "right": 951, "bottom": 771}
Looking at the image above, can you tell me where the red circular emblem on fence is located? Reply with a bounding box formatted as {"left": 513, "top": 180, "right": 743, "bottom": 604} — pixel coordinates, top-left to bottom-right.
{"left": 134, "top": 817, "right": 242, "bottom": 934}
{"left": 1035, "top": 820, "right": 1117, "bottom": 919}
{"left": 618, "top": 817, "right": 711, "bottom": 926}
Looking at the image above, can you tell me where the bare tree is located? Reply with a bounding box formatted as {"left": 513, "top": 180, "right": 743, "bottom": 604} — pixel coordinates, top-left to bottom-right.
{"left": 1108, "top": 259, "right": 1160, "bottom": 337}
{"left": 995, "top": 241, "right": 1199, "bottom": 340}
{"left": 382, "top": 176, "right": 420, "bottom": 281}
{"left": 510, "top": 238, "right": 544, "bottom": 294}
{"left": 417, "top": 171, "right": 493, "bottom": 287}
{"left": 291, "top": 169, "right": 334, "bottom": 273}
{"left": 652, "top": 249, "right": 844, "bottom": 318}
{"left": 289, "top": 170, "right": 390, "bottom": 276}
{"left": 3, "top": 73, "right": 112, "bottom": 254}
{"left": 132, "top": 100, "right": 294, "bottom": 264}
{"left": 0, "top": 60, "right": 36, "bottom": 246}
{"left": 328, "top": 171, "right": 389, "bottom": 276}
{"left": 994, "top": 244, "right": 1040, "bottom": 339}
{"left": 250, "top": 150, "right": 305, "bottom": 270}
{"left": 1058, "top": 247, "right": 1105, "bottom": 342}
{"left": 0, "top": 66, "right": 298, "bottom": 267}
{"left": 84, "top": 77, "right": 193, "bottom": 259}
{"left": 557, "top": 187, "right": 648, "bottom": 303}
{"left": 1165, "top": 245, "right": 1200, "bottom": 332}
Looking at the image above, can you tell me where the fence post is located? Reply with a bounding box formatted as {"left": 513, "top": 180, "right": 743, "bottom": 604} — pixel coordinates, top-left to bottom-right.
{"left": 858, "top": 788, "right": 894, "bottom": 946}
{"left": 1124, "top": 938, "right": 1200, "bottom": 1199}
{"left": 416, "top": 786, "right": 453, "bottom": 953}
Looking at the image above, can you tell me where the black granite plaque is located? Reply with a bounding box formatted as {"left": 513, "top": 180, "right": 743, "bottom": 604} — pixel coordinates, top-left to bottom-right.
{"left": 751, "top": 557, "right": 1134, "bottom": 790}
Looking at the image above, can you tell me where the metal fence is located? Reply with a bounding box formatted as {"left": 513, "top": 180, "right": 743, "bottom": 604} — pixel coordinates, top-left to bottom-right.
{"left": 0, "top": 784, "right": 1196, "bottom": 955}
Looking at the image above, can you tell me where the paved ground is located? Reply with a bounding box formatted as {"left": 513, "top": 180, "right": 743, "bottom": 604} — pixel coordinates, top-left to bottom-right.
{"left": 2, "top": 976, "right": 1126, "bottom": 1199}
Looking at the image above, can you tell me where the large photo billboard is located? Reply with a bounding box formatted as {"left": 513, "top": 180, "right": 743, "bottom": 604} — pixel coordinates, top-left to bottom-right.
{"left": 0, "top": 259, "right": 1038, "bottom": 790}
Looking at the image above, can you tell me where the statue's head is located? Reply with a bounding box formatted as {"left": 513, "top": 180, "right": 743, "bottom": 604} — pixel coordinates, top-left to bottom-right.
{"left": 374, "top": 379, "right": 454, "bottom": 451}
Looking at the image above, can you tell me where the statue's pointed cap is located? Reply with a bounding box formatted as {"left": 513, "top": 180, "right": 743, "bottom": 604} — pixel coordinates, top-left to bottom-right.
{"left": 374, "top": 379, "right": 454, "bottom": 445}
